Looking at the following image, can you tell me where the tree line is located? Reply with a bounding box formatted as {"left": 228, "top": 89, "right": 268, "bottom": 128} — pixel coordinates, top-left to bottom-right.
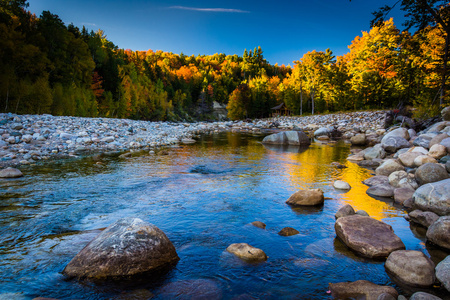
{"left": 0, "top": 0, "right": 449, "bottom": 121}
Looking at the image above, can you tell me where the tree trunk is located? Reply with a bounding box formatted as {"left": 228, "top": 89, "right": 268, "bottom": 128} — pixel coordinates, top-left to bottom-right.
{"left": 311, "top": 87, "right": 315, "bottom": 115}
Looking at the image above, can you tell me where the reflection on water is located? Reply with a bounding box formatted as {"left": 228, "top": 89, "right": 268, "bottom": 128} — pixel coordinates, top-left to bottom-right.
{"left": 0, "top": 132, "right": 443, "bottom": 299}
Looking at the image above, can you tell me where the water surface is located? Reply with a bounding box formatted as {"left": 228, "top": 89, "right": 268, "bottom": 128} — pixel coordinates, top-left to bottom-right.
{"left": 0, "top": 132, "right": 443, "bottom": 299}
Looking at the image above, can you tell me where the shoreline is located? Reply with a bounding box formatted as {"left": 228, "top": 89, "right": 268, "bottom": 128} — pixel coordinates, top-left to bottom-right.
{"left": 0, "top": 111, "right": 386, "bottom": 169}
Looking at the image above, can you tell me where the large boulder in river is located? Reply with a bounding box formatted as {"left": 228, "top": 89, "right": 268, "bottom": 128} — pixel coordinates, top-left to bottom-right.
{"left": 286, "top": 189, "right": 324, "bottom": 206}
{"left": 412, "top": 179, "right": 450, "bottom": 216}
{"left": 385, "top": 250, "right": 435, "bottom": 287}
{"left": 426, "top": 216, "right": 450, "bottom": 250}
{"left": 62, "top": 218, "right": 179, "bottom": 279}
{"left": 375, "top": 159, "right": 405, "bottom": 176}
{"left": 328, "top": 280, "right": 398, "bottom": 300}
{"left": 335, "top": 215, "right": 405, "bottom": 258}
{"left": 0, "top": 167, "right": 23, "bottom": 178}
{"left": 262, "top": 131, "right": 310, "bottom": 146}
{"left": 435, "top": 255, "right": 450, "bottom": 292}
{"left": 226, "top": 243, "right": 267, "bottom": 262}
{"left": 415, "top": 163, "right": 449, "bottom": 186}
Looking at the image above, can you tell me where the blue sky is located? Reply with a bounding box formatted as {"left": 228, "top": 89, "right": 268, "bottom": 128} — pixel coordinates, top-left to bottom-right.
{"left": 28, "top": 0, "right": 404, "bottom": 66}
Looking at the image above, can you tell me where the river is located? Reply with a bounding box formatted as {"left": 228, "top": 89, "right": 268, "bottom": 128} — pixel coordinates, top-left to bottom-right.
{"left": 0, "top": 132, "right": 444, "bottom": 299}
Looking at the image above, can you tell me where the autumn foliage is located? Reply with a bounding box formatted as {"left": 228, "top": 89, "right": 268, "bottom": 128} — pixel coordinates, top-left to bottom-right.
{"left": 0, "top": 1, "right": 449, "bottom": 121}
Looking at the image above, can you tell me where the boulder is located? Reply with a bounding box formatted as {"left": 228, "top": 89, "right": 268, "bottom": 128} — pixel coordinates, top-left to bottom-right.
{"left": 335, "top": 215, "right": 405, "bottom": 258}
{"left": 394, "top": 187, "right": 415, "bottom": 205}
{"left": 382, "top": 136, "right": 410, "bottom": 153}
{"left": 363, "top": 175, "right": 389, "bottom": 186}
{"left": 408, "top": 210, "right": 439, "bottom": 228}
{"left": 435, "top": 255, "right": 450, "bottom": 292}
{"left": 413, "top": 135, "right": 433, "bottom": 148}
{"left": 278, "top": 227, "right": 300, "bottom": 236}
{"left": 251, "top": 221, "right": 266, "bottom": 229}
{"left": 350, "top": 133, "right": 366, "bottom": 145}
{"left": 399, "top": 152, "right": 422, "bottom": 168}
{"left": 429, "top": 133, "right": 449, "bottom": 148}
{"left": 385, "top": 250, "right": 435, "bottom": 287}
{"left": 447, "top": 160, "right": 450, "bottom": 173}
{"left": 410, "top": 146, "right": 429, "bottom": 155}
{"left": 262, "top": 131, "right": 310, "bottom": 146}
{"left": 409, "top": 292, "right": 443, "bottom": 300}
{"left": 333, "top": 180, "right": 351, "bottom": 190}
{"left": 382, "top": 127, "right": 410, "bottom": 141}
{"left": 284, "top": 131, "right": 310, "bottom": 145}
{"left": 415, "top": 163, "right": 449, "bottom": 186}
{"left": 426, "top": 216, "right": 450, "bottom": 250}
{"left": 441, "top": 137, "right": 450, "bottom": 153}
{"left": 397, "top": 176, "right": 419, "bottom": 190}
{"left": 375, "top": 159, "right": 405, "bottom": 176}
{"left": 414, "top": 155, "right": 438, "bottom": 167}
{"left": 286, "top": 189, "right": 324, "bottom": 206}
{"left": 226, "top": 243, "right": 267, "bottom": 262}
{"left": 364, "top": 144, "right": 387, "bottom": 160}
{"left": 366, "top": 183, "right": 395, "bottom": 198}
{"left": 413, "top": 179, "right": 450, "bottom": 215}
{"left": 314, "top": 127, "right": 329, "bottom": 137}
{"left": 426, "top": 121, "right": 449, "bottom": 133}
{"left": 442, "top": 106, "right": 450, "bottom": 121}
{"left": 429, "top": 144, "right": 447, "bottom": 160}
{"left": 0, "top": 167, "right": 23, "bottom": 178}
{"left": 62, "top": 218, "right": 179, "bottom": 279}
{"left": 335, "top": 204, "right": 355, "bottom": 219}
{"left": 388, "top": 170, "right": 408, "bottom": 188}
{"left": 328, "top": 280, "right": 398, "bottom": 300}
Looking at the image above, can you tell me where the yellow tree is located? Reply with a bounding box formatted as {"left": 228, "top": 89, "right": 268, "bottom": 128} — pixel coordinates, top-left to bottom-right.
{"left": 344, "top": 18, "right": 403, "bottom": 109}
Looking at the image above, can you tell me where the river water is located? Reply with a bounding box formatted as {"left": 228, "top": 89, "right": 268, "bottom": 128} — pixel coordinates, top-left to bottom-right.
{"left": 0, "top": 132, "right": 446, "bottom": 299}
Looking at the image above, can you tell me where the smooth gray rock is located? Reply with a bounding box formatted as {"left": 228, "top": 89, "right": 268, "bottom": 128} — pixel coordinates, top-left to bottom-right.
{"left": 415, "top": 163, "right": 449, "bottom": 186}
{"left": 351, "top": 133, "right": 366, "bottom": 145}
{"left": 427, "top": 216, "right": 450, "bottom": 250}
{"left": 413, "top": 179, "right": 450, "bottom": 215}
{"left": 394, "top": 187, "right": 415, "bottom": 205}
{"left": 408, "top": 210, "right": 439, "bottom": 228}
{"left": 63, "top": 218, "right": 179, "bottom": 279}
{"left": 441, "top": 137, "right": 450, "bottom": 153}
{"left": 429, "top": 133, "right": 449, "bottom": 148}
{"left": 286, "top": 189, "right": 324, "bottom": 206}
{"left": 413, "top": 135, "right": 433, "bottom": 148}
{"left": 335, "top": 204, "right": 356, "bottom": 219}
{"left": 409, "top": 292, "right": 443, "bottom": 300}
{"left": 314, "top": 127, "right": 329, "bottom": 137}
{"left": 364, "top": 144, "right": 387, "bottom": 160}
{"left": 335, "top": 215, "right": 405, "bottom": 258}
{"left": 333, "top": 180, "right": 351, "bottom": 190}
{"left": 382, "top": 136, "right": 411, "bottom": 153}
{"left": 329, "top": 280, "right": 398, "bottom": 300}
{"left": 367, "top": 183, "right": 395, "bottom": 198}
{"left": 382, "top": 127, "right": 410, "bottom": 141}
{"left": 375, "top": 159, "right": 405, "bottom": 176}
{"left": 399, "top": 151, "right": 422, "bottom": 168}
{"left": 0, "top": 167, "right": 23, "bottom": 178}
{"left": 262, "top": 131, "right": 310, "bottom": 146}
{"left": 363, "top": 175, "right": 389, "bottom": 186}
{"left": 435, "top": 255, "right": 450, "bottom": 292}
{"left": 385, "top": 250, "right": 435, "bottom": 287}
{"left": 226, "top": 243, "right": 267, "bottom": 262}
{"left": 356, "top": 210, "right": 369, "bottom": 217}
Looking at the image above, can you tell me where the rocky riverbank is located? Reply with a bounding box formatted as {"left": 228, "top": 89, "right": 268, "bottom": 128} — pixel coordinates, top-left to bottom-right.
{"left": 0, "top": 110, "right": 385, "bottom": 169}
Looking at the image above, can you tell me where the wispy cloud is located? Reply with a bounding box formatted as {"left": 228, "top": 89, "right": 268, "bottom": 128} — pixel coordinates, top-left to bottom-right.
{"left": 81, "top": 22, "right": 97, "bottom": 27}
{"left": 168, "top": 6, "right": 249, "bottom": 13}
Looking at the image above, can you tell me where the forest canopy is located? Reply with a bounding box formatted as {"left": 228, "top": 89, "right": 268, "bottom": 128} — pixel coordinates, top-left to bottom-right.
{"left": 0, "top": 0, "right": 449, "bottom": 121}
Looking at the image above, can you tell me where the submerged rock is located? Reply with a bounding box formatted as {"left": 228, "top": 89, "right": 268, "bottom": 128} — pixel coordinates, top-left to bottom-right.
{"left": 278, "top": 227, "right": 300, "bottom": 236}
{"left": 158, "top": 279, "right": 222, "bottom": 300}
{"left": 329, "top": 280, "right": 398, "bottom": 300}
{"left": 286, "top": 188, "right": 324, "bottom": 206}
{"left": 335, "top": 215, "right": 405, "bottom": 258}
{"left": 63, "top": 217, "right": 179, "bottom": 279}
{"left": 385, "top": 250, "right": 435, "bottom": 287}
{"left": 251, "top": 221, "right": 266, "bottom": 229}
{"left": 226, "top": 243, "right": 267, "bottom": 262}
{"left": 0, "top": 167, "right": 23, "bottom": 178}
